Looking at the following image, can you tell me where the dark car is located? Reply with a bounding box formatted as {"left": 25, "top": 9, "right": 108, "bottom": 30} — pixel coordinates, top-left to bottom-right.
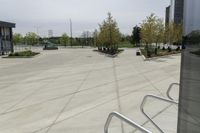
{"left": 43, "top": 42, "right": 58, "bottom": 50}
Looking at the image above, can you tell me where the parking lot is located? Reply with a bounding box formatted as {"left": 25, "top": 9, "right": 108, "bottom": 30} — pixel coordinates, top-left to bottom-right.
{"left": 0, "top": 48, "right": 180, "bottom": 133}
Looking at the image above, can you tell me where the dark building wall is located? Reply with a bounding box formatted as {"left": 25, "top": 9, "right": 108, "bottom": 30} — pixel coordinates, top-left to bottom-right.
{"left": 0, "top": 27, "right": 2, "bottom": 53}
{"left": 165, "top": 6, "right": 170, "bottom": 25}
{"left": 174, "top": 0, "right": 184, "bottom": 24}
{"left": 0, "top": 21, "right": 15, "bottom": 55}
{"left": 178, "top": 44, "right": 200, "bottom": 133}
{"left": 0, "top": 21, "right": 15, "bottom": 28}
{"left": 0, "top": 27, "right": 12, "bottom": 40}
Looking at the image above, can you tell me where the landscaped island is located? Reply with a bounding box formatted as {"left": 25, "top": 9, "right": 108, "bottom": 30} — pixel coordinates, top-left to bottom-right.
{"left": 6, "top": 50, "right": 39, "bottom": 58}
{"left": 138, "top": 13, "right": 182, "bottom": 58}
{"left": 93, "top": 13, "right": 124, "bottom": 56}
{"left": 140, "top": 46, "right": 181, "bottom": 58}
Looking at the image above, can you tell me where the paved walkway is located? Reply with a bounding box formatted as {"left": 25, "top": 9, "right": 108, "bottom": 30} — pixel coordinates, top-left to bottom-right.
{"left": 0, "top": 48, "right": 181, "bottom": 133}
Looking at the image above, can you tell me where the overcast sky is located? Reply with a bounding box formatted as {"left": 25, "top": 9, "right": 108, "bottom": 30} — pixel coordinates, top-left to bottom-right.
{"left": 0, "top": 0, "right": 169, "bottom": 37}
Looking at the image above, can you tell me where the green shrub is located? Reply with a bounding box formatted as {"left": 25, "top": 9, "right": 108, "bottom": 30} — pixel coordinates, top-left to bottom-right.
{"left": 140, "top": 47, "right": 181, "bottom": 58}
{"left": 176, "top": 46, "right": 181, "bottom": 51}
{"left": 162, "top": 47, "right": 166, "bottom": 50}
{"left": 187, "top": 31, "right": 200, "bottom": 44}
{"left": 168, "top": 46, "right": 172, "bottom": 52}
{"left": 9, "top": 50, "right": 39, "bottom": 57}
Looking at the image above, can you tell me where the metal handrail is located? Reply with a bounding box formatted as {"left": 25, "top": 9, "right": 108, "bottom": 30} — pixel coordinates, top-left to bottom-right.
{"left": 140, "top": 95, "right": 178, "bottom": 133}
{"left": 166, "top": 83, "right": 180, "bottom": 100}
{"left": 104, "top": 111, "right": 152, "bottom": 133}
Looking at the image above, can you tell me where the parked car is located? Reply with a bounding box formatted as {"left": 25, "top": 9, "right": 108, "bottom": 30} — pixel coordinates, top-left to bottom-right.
{"left": 43, "top": 42, "right": 58, "bottom": 50}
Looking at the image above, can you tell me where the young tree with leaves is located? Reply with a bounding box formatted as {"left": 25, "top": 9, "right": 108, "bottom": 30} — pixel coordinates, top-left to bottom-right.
{"left": 165, "top": 22, "right": 182, "bottom": 48}
{"left": 154, "top": 19, "right": 165, "bottom": 54}
{"left": 173, "top": 23, "right": 183, "bottom": 46}
{"left": 131, "top": 25, "right": 141, "bottom": 46}
{"left": 59, "top": 33, "right": 69, "bottom": 47}
{"left": 166, "top": 23, "right": 174, "bottom": 46}
{"left": 140, "top": 13, "right": 157, "bottom": 57}
{"left": 140, "top": 14, "right": 157, "bottom": 44}
{"left": 13, "top": 33, "right": 23, "bottom": 45}
{"left": 24, "top": 32, "right": 39, "bottom": 45}
{"left": 98, "top": 12, "right": 121, "bottom": 52}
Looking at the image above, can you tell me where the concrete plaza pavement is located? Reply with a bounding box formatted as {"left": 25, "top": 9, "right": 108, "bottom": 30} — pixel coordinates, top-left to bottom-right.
{"left": 0, "top": 48, "right": 180, "bottom": 133}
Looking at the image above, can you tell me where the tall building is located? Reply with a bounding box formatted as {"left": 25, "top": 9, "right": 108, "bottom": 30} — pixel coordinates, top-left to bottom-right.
{"left": 167, "top": 0, "right": 200, "bottom": 35}
{"left": 48, "top": 30, "right": 53, "bottom": 38}
{"left": 183, "top": 0, "right": 200, "bottom": 35}
{"left": 174, "top": 0, "right": 184, "bottom": 24}
{"left": 165, "top": 6, "right": 170, "bottom": 25}
{"left": 168, "top": 0, "right": 184, "bottom": 24}
{"left": 0, "top": 21, "right": 15, "bottom": 55}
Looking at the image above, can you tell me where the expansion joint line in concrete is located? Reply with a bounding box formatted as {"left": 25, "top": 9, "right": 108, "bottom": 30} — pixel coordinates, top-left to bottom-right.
{"left": 130, "top": 62, "right": 164, "bottom": 97}
{"left": 2, "top": 83, "right": 50, "bottom": 114}
{"left": 31, "top": 80, "right": 155, "bottom": 133}
{"left": 45, "top": 61, "right": 95, "bottom": 133}
{"left": 0, "top": 69, "right": 152, "bottom": 116}
{"left": 112, "top": 58, "right": 125, "bottom": 133}
{"left": 131, "top": 104, "right": 174, "bottom": 133}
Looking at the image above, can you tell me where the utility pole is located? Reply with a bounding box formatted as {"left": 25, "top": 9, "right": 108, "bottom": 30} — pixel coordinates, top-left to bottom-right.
{"left": 86, "top": 31, "right": 89, "bottom": 46}
{"left": 34, "top": 26, "right": 40, "bottom": 45}
{"left": 34, "top": 26, "right": 40, "bottom": 37}
{"left": 70, "top": 19, "right": 73, "bottom": 47}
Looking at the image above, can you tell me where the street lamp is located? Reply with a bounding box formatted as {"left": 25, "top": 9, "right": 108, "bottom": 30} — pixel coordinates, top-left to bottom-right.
{"left": 69, "top": 19, "right": 73, "bottom": 47}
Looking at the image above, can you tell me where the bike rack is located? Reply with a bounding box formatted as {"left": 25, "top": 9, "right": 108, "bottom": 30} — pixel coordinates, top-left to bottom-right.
{"left": 105, "top": 83, "right": 180, "bottom": 133}
{"left": 104, "top": 111, "right": 152, "bottom": 133}
{"left": 140, "top": 95, "right": 178, "bottom": 133}
{"left": 166, "top": 83, "right": 180, "bottom": 101}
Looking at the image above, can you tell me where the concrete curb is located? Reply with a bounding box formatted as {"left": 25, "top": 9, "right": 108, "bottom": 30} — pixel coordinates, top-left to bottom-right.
{"left": 141, "top": 54, "right": 148, "bottom": 61}
{"left": 138, "top": 49, "right": 148, "bottom": 61}
{"left": 94, "top": 49, "right": 124, "bottom": 58}
{"left": 139, "top": 49, "right": 181, "bottom": 61}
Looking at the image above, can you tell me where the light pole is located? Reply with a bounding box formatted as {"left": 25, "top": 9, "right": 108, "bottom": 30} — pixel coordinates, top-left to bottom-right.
{"left": 69, "top": 19, "right": 73, "bottom": 47}
{"left": 34, "top": 26, "right": 40, "bottom": 46}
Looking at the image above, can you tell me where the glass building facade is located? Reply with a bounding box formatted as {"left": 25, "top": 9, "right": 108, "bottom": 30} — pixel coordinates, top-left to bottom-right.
{"left": 178, "top": 0, "right": 200, "bottom": 132}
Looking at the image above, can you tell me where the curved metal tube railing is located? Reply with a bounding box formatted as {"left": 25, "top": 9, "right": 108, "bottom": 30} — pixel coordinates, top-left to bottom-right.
{"left": 104, "top": 111, "right": 152, "bottom": 133}
{"left": 140, "top": 95, "right": 178, "bottom": 133}
{"left": 166, "top": 83, "right": 180, "bottom": 101}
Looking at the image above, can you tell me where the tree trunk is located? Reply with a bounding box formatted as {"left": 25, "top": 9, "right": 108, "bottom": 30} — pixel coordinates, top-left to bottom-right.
{"left": 155, "top": 43, "right": 158, "bottom": 55}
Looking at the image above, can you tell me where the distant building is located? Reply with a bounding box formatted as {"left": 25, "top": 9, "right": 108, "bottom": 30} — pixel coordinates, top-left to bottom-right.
{"left": 165, "top": 6, "right": 170, "bottom": 25}
{"left": 48, "top": 30, "right": 53, "bottom": 38}
{"left": 0, "top": 21, "right": 15, "bottom": 55}
{"left": 174, "top": 0, "right": 184, "bottom": 24}
{"left": 167, "top": 0, "right": 200, "bottom": 35}
{"left": 183, "top": 0, "right": 200, "bottom": 35}
{"left": 168, "top": 0, "right": 184, "bottom": 24}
